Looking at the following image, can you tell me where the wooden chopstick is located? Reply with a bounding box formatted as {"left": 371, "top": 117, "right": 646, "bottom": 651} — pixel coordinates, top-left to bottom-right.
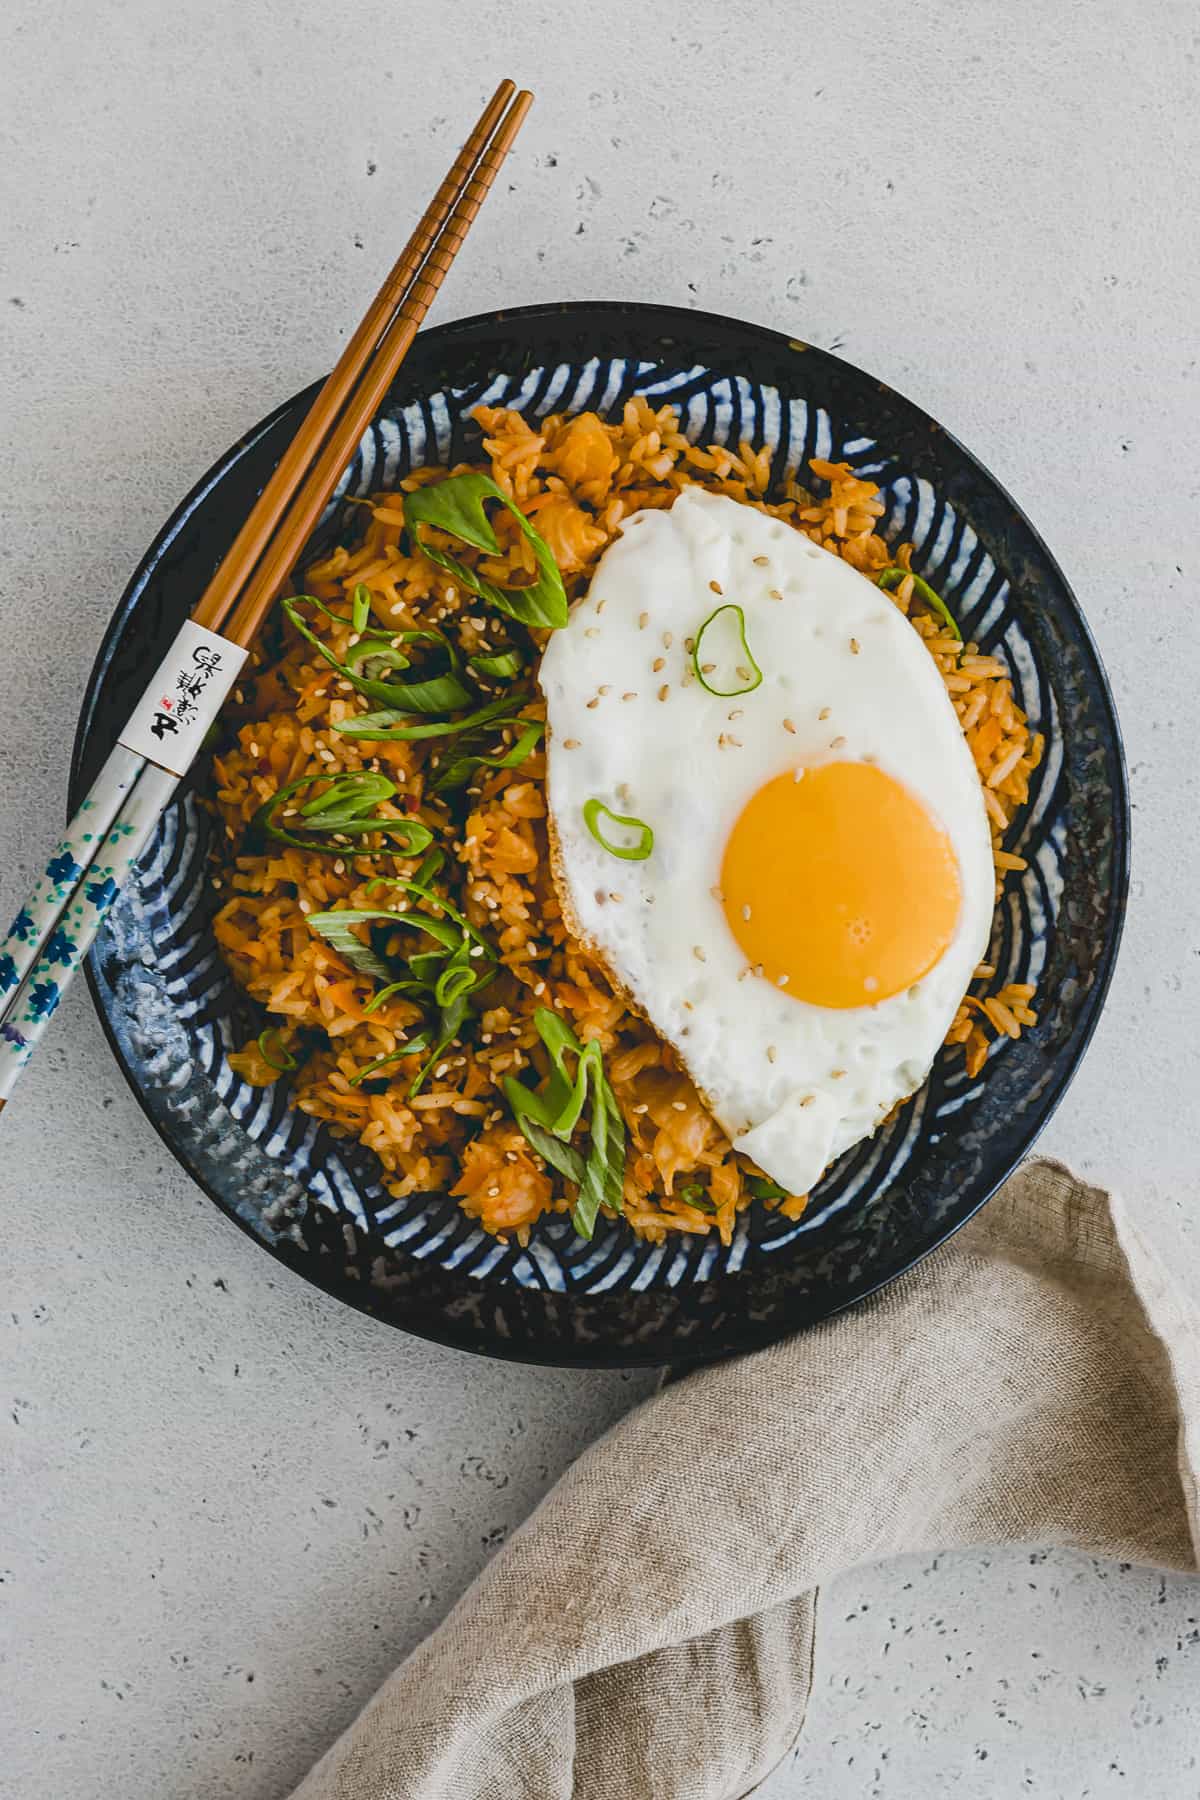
{"left": 191, "top": 77, "right": 518, "bottom": 636}
{"left": 221, "top": 86, "right": 534, "bottom": 652}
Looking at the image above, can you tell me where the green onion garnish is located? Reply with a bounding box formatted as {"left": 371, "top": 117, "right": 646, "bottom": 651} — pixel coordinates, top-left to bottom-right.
{"left": 282, "top": 593, "right": 473, "bottom": 715}
{"left": 692, "top": 603, "right": 763, "bottom": 697}
{"left": 334, "top": 693, "right": 529, "bottom": 742}
{"left": 469, "top": 646, "right": 525, "bottom": 681}
{"left": 348, "top": 1028, "right": 433, "bottom": 1087}
{"left": 503, "top": 1008, "right": 626, "bottom": 1240}
{"left": 254, "top": 772, "right": 434, "bottom": 858}
{"left": 308, "top": 882, "right": 498, "bottom": 1098}
{"left": 256, "top": 1026, "right": 297, "bottom": 1073}
{"left": 745, "top": 1173, "right": 788, "bottom": 1202}
{"left": 404, "top": 471, "right": 569, "bottom": 631}
{"left": 350, "top": 582, "right": 371, "bottom": 633}
{"left": 433, "top": 717, "right": 544, "bottom": 796}
{"left": 875, "top": 566, "right": 962, "bottom": 643}
{"left": 582, "top": 798, "right": 654, "bottom": 862}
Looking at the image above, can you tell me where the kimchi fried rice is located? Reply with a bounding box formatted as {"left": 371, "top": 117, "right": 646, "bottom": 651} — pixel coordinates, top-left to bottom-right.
{"left": 210, "top": 401, "right": 1042, "bottom": 1246}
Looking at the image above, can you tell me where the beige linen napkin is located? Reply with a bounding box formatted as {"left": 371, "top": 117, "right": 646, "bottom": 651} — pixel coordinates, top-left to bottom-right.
{"left": 291, "top": 1159, "right": 1200, "bottom": 1800}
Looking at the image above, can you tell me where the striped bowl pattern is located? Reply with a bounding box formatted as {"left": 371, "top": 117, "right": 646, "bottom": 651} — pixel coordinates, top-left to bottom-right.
{"left": 73, "top": 305, "right": 1126, "bottom": 1365}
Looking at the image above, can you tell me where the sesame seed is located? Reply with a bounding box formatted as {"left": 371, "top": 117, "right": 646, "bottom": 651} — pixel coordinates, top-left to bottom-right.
{"left": 783, "top": 718, "right": 796, "bottom": 734}
{"left": 563, "top": 738, "right": 580, "bottom": 749}
{"left": 728, "top": 708, "right": 743, "bottom": 720}
{"left": 727, "top": 734, "right": 743, "bottom": 747}
{"left": 671, "top": 1100, "right": 687, "bottom": 1112}
{"left": 753, "top": 555, "right": 769, "bottom": 566}
{"left": 487, "top": 1185, "right": 501, "bottom": 1197}
{"left": 639, "top": 611, "right": 649, "bottom": 629}
{"left": 742, "top": 903, "right": 752, "bottom": 921}
{"left": 682, "top": 1000, "right": 693, "bottom": 1011}
{"left": 850, "top": 637, "right": 860, "bottom": 654}
{"left": 709, "top": 579, "right": 723, "bottom": 594}
{"left": 634, "top": 1103, "right": 649, "bottom": 1115}
{"left": 692, "top": 945, "right": 707, "bottom": 962}
{"left": 793, "top": 766, "right": 805, "bottom": 782}
{"left": 819, "top": 706, "right": 831, "bottom": 720}
{"left": 684, "top": 636, "right": 695, "bottom": 652}
{"left": 299, "top": 898, "right": 312, "bottom": 913}
{"left": 831, "top": 1068, "right": 846, "bottom": 1078}
{"left": 481, "top": 1033, "right": 493, "bottom": 1045}
{"left": 800, "top": 1095, "right": 814, "bottom": 1109}
{"left": 710, "top": 885, "right": 724, "bottom": 901}
{"left": 585, "top": 627, "right": 599, "bottom": 639}
{"left": 754, "top": 963, "right": 764, "bottom": 977}
{"left": 658, "top": 684, "right": 670, "bottom": 701}
{"left": 653, "top": 656, "right": 665, "bottom": 672}
{"left": 248, "top": 741, "right": 261, "bottom": 757}
{"left": 768, "top": 588, "right": 783, "bottom": 601}
{"left": 469, "top": 943, "right": 485, "bottom": 958}
{"left": 777, "top": 974, "right": 789, "bottom": 987}
{"left": 736, "top": 666, "right": 752, "bottom": 682}
{"left": 598, "top": 684, "right": 611, "bottom": 695}
{"left": 596, "top": 598, "right": 607, "bottom": 614}
{"left": 766, "top": 1045, "right": 777, "bottom": 1063}
{"left": 622, "top": 691, "right": 637, "bottom": 701}
{"left": 831, "top": 735, "right": 847, "bottom": 749}
{"left": 586, "top": 698, "right": 599, "bottom": 709}
{"left": 663, "top": 632, "right": 673, "bottom": 649}
{"left": 701, "top": 661, "right": 716, "bottom": 674}
{"left": 717, "top": 733, "right": 727, "bottom": 748}
{"left": 609, "top": 891, "right": 623, "bottom": 902}
{"left": 333, "top": 859, "right": 346, "bottom": 875}
{"left": 534, "top": 980, "right": 546, "bottom": 996}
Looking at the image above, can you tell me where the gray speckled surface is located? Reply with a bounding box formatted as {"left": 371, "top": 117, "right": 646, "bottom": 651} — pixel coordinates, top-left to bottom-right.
{"left": 2, "top": 1, "right": 1198, "bottom": 1794}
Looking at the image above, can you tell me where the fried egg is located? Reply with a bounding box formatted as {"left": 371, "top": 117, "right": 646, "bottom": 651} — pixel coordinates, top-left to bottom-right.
{"left": 538, "top": 486, "right": 994, "bottom": 1197}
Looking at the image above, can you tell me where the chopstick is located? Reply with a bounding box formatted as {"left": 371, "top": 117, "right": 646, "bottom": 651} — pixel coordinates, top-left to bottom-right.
{"left": 191, "top": 77, "right": 520, "bottom": 637}
{"left": 0, "top": 83, "right": 532, "bottom": 1113}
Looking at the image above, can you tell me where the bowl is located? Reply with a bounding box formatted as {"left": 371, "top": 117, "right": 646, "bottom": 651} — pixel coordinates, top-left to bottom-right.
{"left": 71, "top": 302, "right": 1129, "bottom": 1366}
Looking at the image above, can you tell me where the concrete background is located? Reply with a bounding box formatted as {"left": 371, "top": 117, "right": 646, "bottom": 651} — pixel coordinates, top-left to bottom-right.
{"left": 2, "top": 1, "right": 1198, "bottom": 1794}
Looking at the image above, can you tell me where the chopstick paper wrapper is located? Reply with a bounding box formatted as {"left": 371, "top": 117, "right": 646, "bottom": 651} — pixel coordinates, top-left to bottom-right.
{"left": 116, "top": 622, "right": 248, "bottom": 778}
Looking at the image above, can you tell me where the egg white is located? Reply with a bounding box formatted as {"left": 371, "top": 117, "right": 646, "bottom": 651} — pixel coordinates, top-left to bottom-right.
{"left": 538, "top": 487, "right": 995, "bottom": 1196}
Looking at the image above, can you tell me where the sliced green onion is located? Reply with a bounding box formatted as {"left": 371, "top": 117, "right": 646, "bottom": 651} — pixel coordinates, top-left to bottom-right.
{"left": 361, "top": 978, "right": 424, "bottom": 1015}
{"left": 876, "top": 566, "right": 962, "bottom": 643}
{"left": 350, "top": 583, "right": 371, "bottom": 634}
{"left": 363, "top": 875, "right": 494, "bottom": 955}
{"left": 348, "top": 1028, "right": 433, "bottom": 1088}
{"left": 310, "top": 882, "right": 499, "bottom": 1099}
{"left": 469, "top": 646, "right": 525, "bottom": 681}
{"left": 503, "top": 1008, "right": 625, "bottom": 1240}
{"left": 432, "top": 717, "right": 545, "bottom": 796}
{"left": 582, "top": 798, "right": 654, "bottom": 862}
{"left": 305, "top": 907, "right": 403, "bottom": 983}
{"left": 404, "top": 472, "right": 569, "bottom": 630}
{"left": 334, "top": 693, "right": 530, "bottom": 742}
{"left": 692, "top": 603, "right": 763, "bottom": 697}
{"left": 256, "top": 1026, "right": 297, "bottom": 1072}
{"left": 745, "top": 1173, "right": 788, "bottom": 1202}
{"left": 282, "top": 593, "right": 473, "bottom": 714}
{"left": 254, "top": 771, "right": 434, "bottom": 857}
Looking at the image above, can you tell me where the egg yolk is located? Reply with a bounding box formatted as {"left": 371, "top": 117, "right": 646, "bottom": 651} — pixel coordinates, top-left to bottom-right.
{"left": 720, "top": 761, "right": 962, "bottom": 1008}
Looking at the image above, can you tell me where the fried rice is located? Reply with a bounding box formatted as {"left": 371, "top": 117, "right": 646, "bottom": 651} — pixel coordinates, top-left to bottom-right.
{"left": 209, "top": 400, "right": 1042, "bottom": 1246}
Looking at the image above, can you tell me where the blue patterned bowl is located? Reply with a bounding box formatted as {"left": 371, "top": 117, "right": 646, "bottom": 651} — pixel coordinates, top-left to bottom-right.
{"left": 71, "top": 303, "right": 1128, "bottom": 1366}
